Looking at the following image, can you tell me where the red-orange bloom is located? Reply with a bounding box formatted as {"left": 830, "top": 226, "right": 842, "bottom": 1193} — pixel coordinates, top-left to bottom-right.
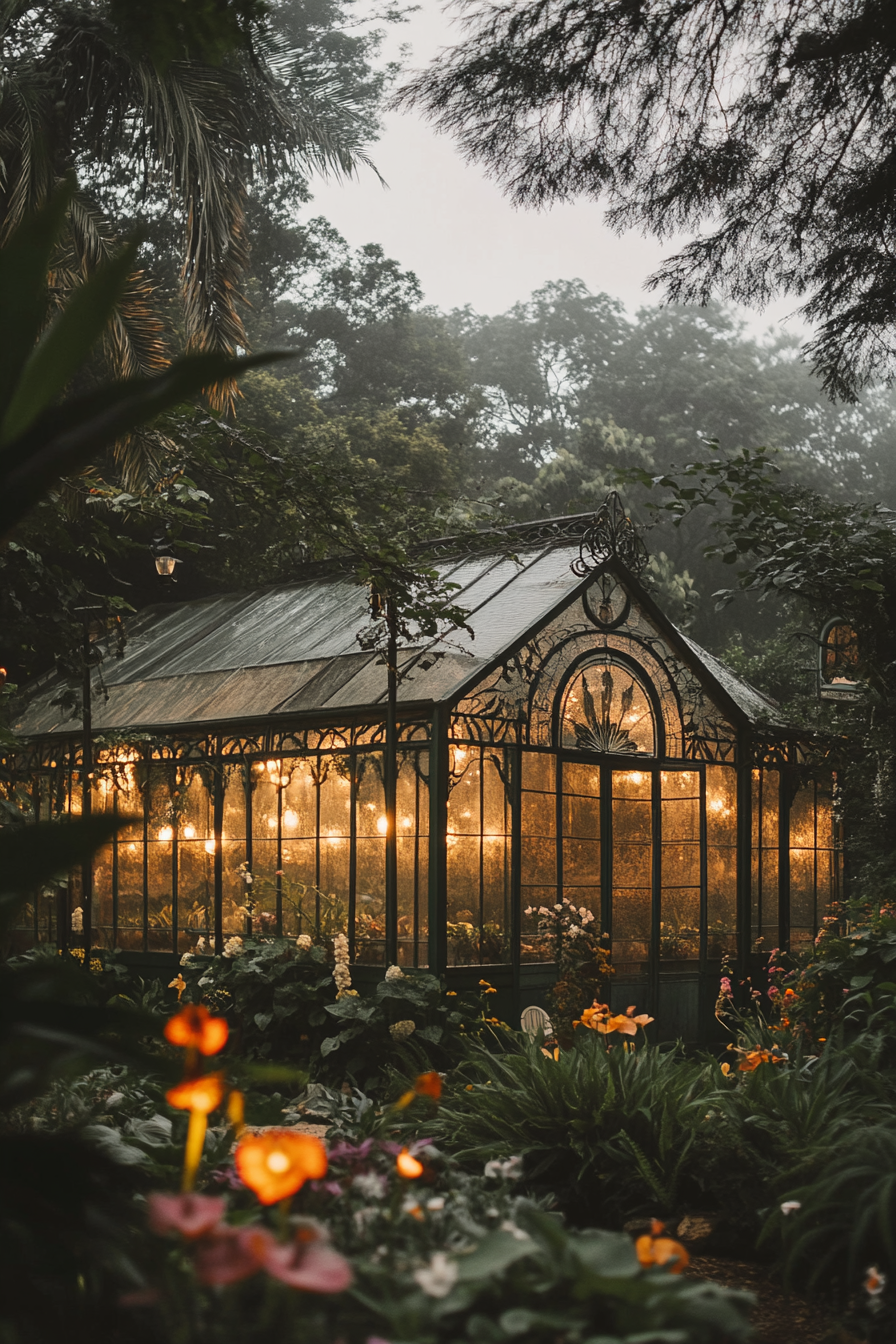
{"left": 396, "top": 1148, "right": 424, "bottom": 1179}
{"left": 635, "top": 1232, "right": 690, "bottom": 1274}
{"left": 165, "top": 1004, "right": 229, "bottom": 1055}
{"left": 414, "top": 1071, "right": 442, "bottom": 1101}
{"left": 166, "top": 1072, "right": 226, "bottom": 1114}
{"left": 235, "top": 1130, "right": 328, "bottom": 1205}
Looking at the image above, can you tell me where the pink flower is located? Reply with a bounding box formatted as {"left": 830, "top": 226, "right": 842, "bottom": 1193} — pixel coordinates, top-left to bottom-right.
{"left": 264, "top": 1238, "right": 353, "bottom": 1292}
{"left": 147, "top": 1192, "right": 226, "bottom": 1240}
{"left": 767, "top": 985, "right": 780, "bottom": 999}
{"left": 719, "top": 977, "right": 733, "bottom": 998}
{"left": 194, "top": 1225, "right": 274, "bottom": 1285}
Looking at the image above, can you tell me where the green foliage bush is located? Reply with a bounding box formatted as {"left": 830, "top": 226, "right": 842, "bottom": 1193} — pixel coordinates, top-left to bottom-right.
{"left": 427, "top": 1028, "right": 730, "bottom": 1225}
{"left": 174, "top": 937, "right": 487, "bottom": 1091}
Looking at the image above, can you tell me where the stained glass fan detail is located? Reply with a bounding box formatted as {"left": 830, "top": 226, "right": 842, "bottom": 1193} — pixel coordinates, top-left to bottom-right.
{"left": 562, "top": 663, "right": 655, "bottom": 756}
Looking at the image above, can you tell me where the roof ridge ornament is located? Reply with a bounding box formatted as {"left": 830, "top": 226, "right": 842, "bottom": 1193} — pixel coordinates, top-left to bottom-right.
{"left": 570, "top": 492, "right": 649, "bottom": 578}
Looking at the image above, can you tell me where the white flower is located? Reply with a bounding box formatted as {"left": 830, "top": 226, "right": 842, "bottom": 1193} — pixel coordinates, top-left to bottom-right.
{"left": 353, "top": 1206, "right": 378, "bottom": 1231}
{"left": 484, "top": 1155, "right": 523, "bottom": 1180}
{"left": 499, "top": 1219, "right": 530, "bottom": 1242}
{"left": 195, "top": 937, "right": 206, "bottom": 953}
{"left": 865, "top": 1266, "right": 887, "bottom": 1297}
{"left": 568, "top": 925, "right": 582, "bottom": 938}
{"left": 414, "top": 1252, "right": 458, "bottom": 1299}
{"left": 780, "top": 1200, "right": 802, "bottom": 1216}
{"left": 524, "top": 906, "right": 533, "bottom": 916}
{"left": 579, "top": 907, "right": 588, "bottom": 918}
{"left": 553, "top": 903, "right": 562, "bottom": 911}
{"left": 385, "top": 964, "right": 405, "bottom": 981}
{"left": 425, "top": 1196, "right": 445, "bottom": 1211}
{"left": 71, "top": 906, "right": 83, "bottom": 933}
{"left": 180, "top": 951, "right": 194, "bottom": 966}
{"left": 389, "top": 1019, "right": 416, "bottom": 1041}
{"left": 352, "top": 1172, "right": 385, "bottom": 1200}
{"left": 223, "top": 936, "right": 244, "bottom": 959}
{"left": 296, "top": 934, "right": 312, "bottom": 951}
{"left": 538, "top": 906, "right": 549, "bottom": 916}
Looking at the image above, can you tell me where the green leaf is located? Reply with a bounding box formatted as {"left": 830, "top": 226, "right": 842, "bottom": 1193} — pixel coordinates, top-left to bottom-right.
{"left": 0, "top": 179, "right": 76, "bottom": 419}
{"left": 455, "top": 1231, "right": 535, "bottom": 1281}
{"left": 0, "top": 238, "right": 140, "bottom": 446}
{"left": 0, "top": 817, "right": 126, "bottom": 932}
{"left": 253, "top": 1012, "right": 274, "bottom": 1031}
{"left": 0, "top": 348, "right": 294, "bottom": 541}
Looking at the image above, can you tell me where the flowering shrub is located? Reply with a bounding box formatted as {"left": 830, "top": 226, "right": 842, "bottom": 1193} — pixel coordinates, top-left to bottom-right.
{"left": 127, "top": 1057, "right": 755, "bottom": 1344}
{"left": 171, "top": 937, "right": 488, "bottom": 1092}
{"left": 521, "top": 897, "right": 612, "bottom": 1032}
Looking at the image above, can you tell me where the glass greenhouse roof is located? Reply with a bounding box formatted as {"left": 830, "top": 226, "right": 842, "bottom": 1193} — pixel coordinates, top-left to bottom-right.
{"left": 14, "top": 522, "right": 789, "bottom": 737}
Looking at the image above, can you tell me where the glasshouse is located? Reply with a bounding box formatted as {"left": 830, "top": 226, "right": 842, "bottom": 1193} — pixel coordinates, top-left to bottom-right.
{"left": 8, "top": 500, "right": 840, "bottom": 1038}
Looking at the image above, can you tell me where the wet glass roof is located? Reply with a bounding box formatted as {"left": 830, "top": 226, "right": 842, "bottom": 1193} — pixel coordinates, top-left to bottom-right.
{"left": 15, "top": 528, "right": 788, "bottom": 737}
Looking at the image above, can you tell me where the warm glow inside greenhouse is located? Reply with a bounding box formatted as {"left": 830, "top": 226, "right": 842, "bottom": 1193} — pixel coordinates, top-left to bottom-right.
{"left": 8, "top": 508, "right": 840, "bottom": 1039}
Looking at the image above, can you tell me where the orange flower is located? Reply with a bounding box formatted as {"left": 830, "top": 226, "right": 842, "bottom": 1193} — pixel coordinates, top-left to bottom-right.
{"left": 165, "top": 1004, "right": 228, "bottom": 1056}
{"left": 166, "top": 1072, "right": 226, "bottom": 1114}
{"left": 168, "top": 973, "right": 187, "bottom": 1001}
{"left": 235, "top": 1130, "right": 327, "bottom": 1205}
{"left": 396, "top": 1148, "right": 424, "bottom": 1179}
{"left": 414, "top": 1071, "right": 442, "bottom": 1100}
{"left": 635, "top": 1232, "right": 689, "bottom": 1274}
{"left": 394, "top": 1070, "right": 443, "bottom": 1110}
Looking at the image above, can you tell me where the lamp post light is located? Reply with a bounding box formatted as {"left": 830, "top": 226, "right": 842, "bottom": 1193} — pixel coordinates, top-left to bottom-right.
{"left": 150, "top": 533, "right": 180, "bottom": 586}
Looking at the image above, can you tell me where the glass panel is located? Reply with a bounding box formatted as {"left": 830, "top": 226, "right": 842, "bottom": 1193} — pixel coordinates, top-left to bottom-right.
{"left": 521, "top": 750, "right": 559, "bottom": 962}
{"left": 521, "top": 752, "right": 555, "bottom": 792}
{"left": 612, "top": 769, "right": 651, "bottom": 970}
{"left": 660, "top": 771, "right": 699, "bottom": 963}
{"left": 561, "top": 756, "right": 600, "bottom": 929}
{"left": 447, "top": 746, "right": 510, "bottom": 965}
{"left": 355, "top": 754, "right": 386, "bottom": 963}
{"left": 752, "top": 770, "right": 780, "bottom": 950}
{"left": 92, "top": 777, "right": 115, "bottom": 949}
{"left": 560, "top": 662, "right": 655, "bottom": 756}
{"left": 706, "top": 765, "right": 736, "bottom": 958}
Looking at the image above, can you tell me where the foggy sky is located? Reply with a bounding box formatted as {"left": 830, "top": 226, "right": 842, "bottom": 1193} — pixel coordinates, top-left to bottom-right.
{"left": 309, "top": 1, "right": 802, "bottom": 334}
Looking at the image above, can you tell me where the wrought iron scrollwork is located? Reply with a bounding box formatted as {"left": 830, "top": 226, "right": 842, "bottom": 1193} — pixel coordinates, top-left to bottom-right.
{"left": 570, "top": 492, "right": 649, "bottom": 578}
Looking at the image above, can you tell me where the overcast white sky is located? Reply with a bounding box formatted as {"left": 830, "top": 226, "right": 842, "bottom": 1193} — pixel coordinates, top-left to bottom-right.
{"left": 309, "top": 1, "right": 805, "bottom": 336}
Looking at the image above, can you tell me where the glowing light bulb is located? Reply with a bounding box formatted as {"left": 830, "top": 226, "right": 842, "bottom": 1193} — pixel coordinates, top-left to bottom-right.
{"left": 265, "top": 760, "right": 278, "bottom": 774}
{"left": 400, "top": 816, "right": 413, "bottom": 829}
{"left": 267, "top": 816, "right": 277, "bottom": 829}
{"left": 204, "top": 839, "right": 216, "bottom": 854}
{"left": 376, "top": 816, "right": 388, "bottom": 835}
{"left": 183, "top": 824, "right": 196, "bottom": 839}
{"left": 158, "top": 825, "right": 174, "bottom": 842}
{"left": 283, "top": 809, "right": 298, "bottom": 829}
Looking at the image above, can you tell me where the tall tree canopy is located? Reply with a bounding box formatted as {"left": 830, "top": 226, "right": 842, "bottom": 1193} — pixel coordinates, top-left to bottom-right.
{"left": 400, "top": 0, "right": 896, "bottom": 399}
{"left": 0, "top": 0, "right": 381, "bottom": 389}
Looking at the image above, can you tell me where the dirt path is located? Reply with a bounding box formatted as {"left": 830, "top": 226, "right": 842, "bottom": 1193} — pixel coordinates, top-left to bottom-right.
{"left": 687, "top": 1256, "right": 859, "bottom": 1344}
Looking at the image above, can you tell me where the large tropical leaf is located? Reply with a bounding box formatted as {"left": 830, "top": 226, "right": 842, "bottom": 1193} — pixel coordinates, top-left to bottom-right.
{"left": 0, "top": 347, "right": 293, "bottom": 541}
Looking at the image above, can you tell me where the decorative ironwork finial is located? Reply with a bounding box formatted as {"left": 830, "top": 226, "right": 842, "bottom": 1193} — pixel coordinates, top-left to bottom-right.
{"left": 570, "top": 492, "right": 649, "bottom": 578}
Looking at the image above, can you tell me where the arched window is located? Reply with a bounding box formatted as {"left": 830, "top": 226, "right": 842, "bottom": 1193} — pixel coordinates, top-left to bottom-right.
{"left": 559, "top": 657, "right": 656, "bottom": 756}
{"left": 818, "top": 618, "right": 861, "bottom": 700}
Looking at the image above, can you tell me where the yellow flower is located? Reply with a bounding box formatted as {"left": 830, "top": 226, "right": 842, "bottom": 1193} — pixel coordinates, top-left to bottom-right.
{"left": 168, "top": 973, "right": 187, "bottom": 1001}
